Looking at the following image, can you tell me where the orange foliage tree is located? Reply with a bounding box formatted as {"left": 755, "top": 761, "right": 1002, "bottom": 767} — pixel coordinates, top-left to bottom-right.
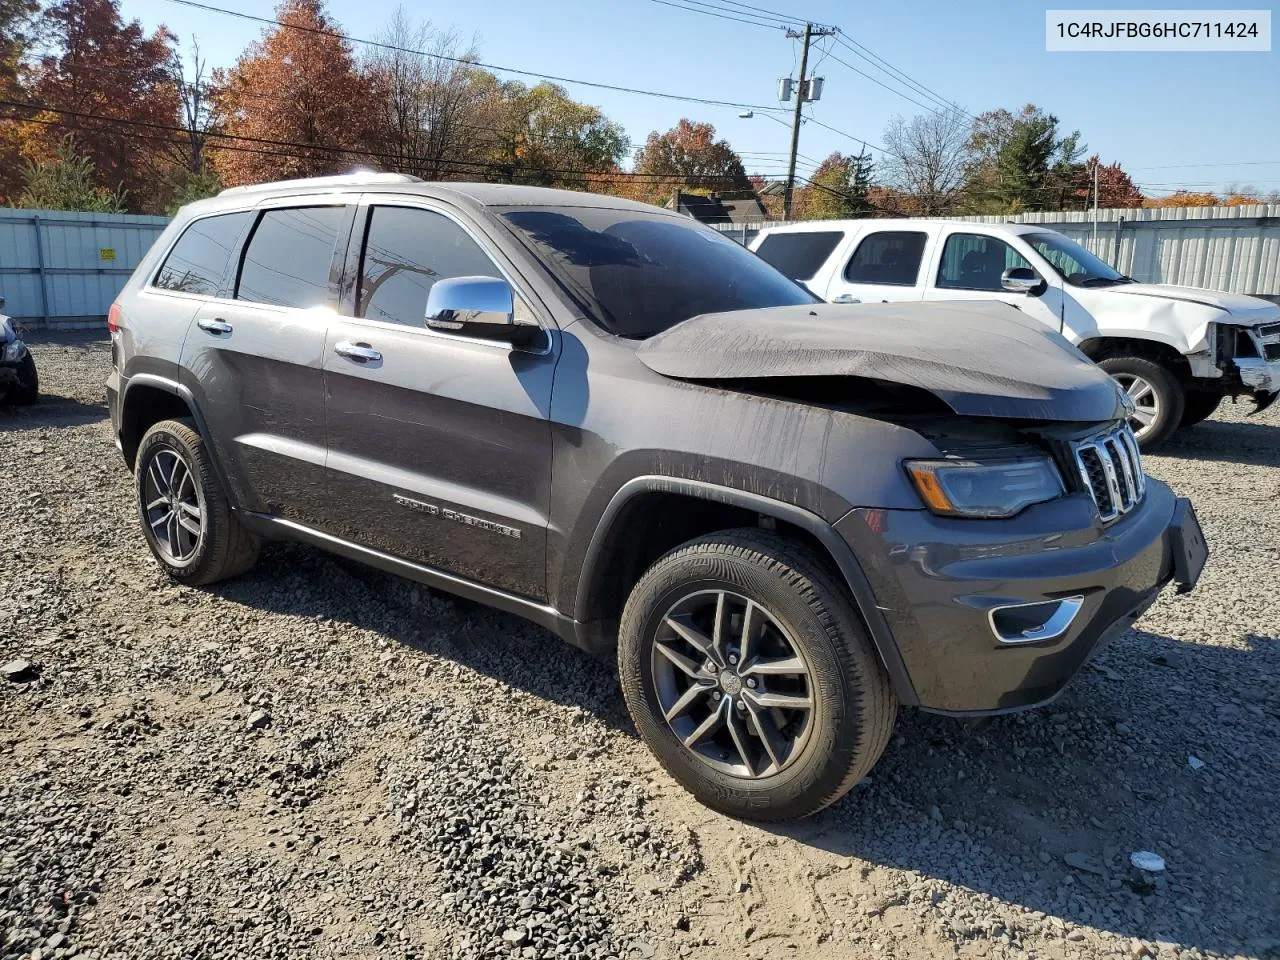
{"left": 1080, "top": 155, "right": 1143, "bottom": 208}
{"left": 1143, "top": 191, "right": 1221, "bottom": 208}
{"left": 211, "top": 0, "right": 375, "bottom": 187}
{"left": 631, "top": 119, "right": 750, "bottom": 204}
{"left": 22, "top": 0, "right": 180, "bottom": 211}
{"left": 0, "top": 0, "right": 39, "bottom": 204}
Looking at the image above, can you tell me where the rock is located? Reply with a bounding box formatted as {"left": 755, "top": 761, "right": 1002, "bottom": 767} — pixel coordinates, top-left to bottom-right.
{"left": 502, "top": 927, "right": 528, "bottom": 946}
{"left": 1129, "top": 850, "right": 1165, "bottom": 872}
{"left": 929, "top": 805, "right": 943, "bottom": 823}
{"left": 247, "top": 709, "right": 272, "bottom": 729}
{"left": 2, "top": 658, "right": 38, "bottom": 682}
{"left": 1130, "top": 938, "right": 1152, "bottom": 959}
{"left": 735, "top": 881, "right": 751, "bottom": 894}
{"left": 1063, "top": 851, "right": 1106, "bottom": 876}
{"left": 1187, "top": 755, "right": 1205, "bottom": 770}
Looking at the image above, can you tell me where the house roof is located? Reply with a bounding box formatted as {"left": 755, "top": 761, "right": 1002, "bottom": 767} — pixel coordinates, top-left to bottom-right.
{"left": 667, "top": 191, "right": 768, "bottom": 225}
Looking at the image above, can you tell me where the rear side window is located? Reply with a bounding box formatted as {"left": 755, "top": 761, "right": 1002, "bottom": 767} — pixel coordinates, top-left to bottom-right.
{"left": 937, "top": 233, "right": 1032, "bottom": 291}
{"left": 236, "top": 207, "right": 345, "bottom": 309}
{"left": 844, "top": 231, "right": 928, "bottom": 286}
{"left": 358, "top": 206, "right": 500, "bottom": 326}
{"left": 153, "top": 212, "right": 252, "bottom": 296}
{"left": 754, "top": 231, "right": 843, "bottom": 281}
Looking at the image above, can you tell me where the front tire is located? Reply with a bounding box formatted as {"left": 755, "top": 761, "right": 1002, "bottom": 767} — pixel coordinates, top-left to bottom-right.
{"left": 12, "top": 351, "right": 38, "bottom": 405}
{"left": 1098, "top": 356, "right": 1185, "bottom": 450}
{"left": 618, "top": 529, "right": 897, "bottom": 821}
{"left": 135, "top": 418, "right": 259, "bottom": 586}
{"left": 1179, "top": 390, "right": 1223, "bottom": 428}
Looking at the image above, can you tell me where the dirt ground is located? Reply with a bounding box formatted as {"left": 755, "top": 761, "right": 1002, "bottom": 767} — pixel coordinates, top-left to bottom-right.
{"left": 2, "top": 333, "right": 1277, "bottom": 960}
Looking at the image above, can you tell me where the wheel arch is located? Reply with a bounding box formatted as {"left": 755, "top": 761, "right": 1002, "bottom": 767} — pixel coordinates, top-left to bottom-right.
{"left": 572, "top": 477, "right": 919, "bottom": 705}
{"left": 1075, "top": 335, "right": 1192, "bottom": 379}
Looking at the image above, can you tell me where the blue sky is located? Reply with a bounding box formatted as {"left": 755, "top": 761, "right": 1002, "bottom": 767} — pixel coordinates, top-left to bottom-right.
{"left": 118, "top": 0, "right": 1278, "bottom": 196}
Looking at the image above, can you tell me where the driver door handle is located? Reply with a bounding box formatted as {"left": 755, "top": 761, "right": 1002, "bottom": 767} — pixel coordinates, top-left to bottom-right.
{"left": 334, "top": 341, "right": 382, "bottom": 363}
{"left": 197, "top": 318, "right": 233, "bottom": 335}
{"left": 832, "top": 294, "right": 860, "bottom": 304}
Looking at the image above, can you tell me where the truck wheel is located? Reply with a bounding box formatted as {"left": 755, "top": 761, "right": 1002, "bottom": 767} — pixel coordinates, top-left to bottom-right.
{"left": 1098, "top": 356, "right": 1185, "bottom": 450}
{"left": 1179, "top": 391, "right": 1223, "bottom": 428}
{"left": 618, "top": 529, "right": 897, "bottom": 821}
{"left": 12, "top": 352, "right": 38, "bottom": 405}
{"left": 135, "top": 418, "right": 259, "bottom": 586}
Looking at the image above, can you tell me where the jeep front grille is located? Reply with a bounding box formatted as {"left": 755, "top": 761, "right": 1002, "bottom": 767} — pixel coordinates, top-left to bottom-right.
{"left": 1071, "top": 423, "right": 1145, "bottom": 522}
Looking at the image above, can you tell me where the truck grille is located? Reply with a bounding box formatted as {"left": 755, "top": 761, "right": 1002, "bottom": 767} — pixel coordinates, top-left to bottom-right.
{"left": 1071, "top": 423, "right": 1146, "bottom": 522}
{"left": 1257, "top": 322, "right": 1280, "bottom": 361}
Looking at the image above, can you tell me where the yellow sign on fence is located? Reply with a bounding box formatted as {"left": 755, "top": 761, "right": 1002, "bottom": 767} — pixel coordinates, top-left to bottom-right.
{"left": 99, "top": 248, "right": 116, "bottom": 262}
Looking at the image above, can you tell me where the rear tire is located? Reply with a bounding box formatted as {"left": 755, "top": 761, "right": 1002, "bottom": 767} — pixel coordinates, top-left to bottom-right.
{"left": 12, "top": 351, "right": 38, "bottom": 405}
{"left": 1098, "top": 356, "right": 1185, "bottom": 450}
{"left": 135, "top": 418, "right": 259, "bottom": 586}
{"left": 1179, "top": 390, "right": 1223, "bottom": 428}
{"left": 618, "top": 529, "right": 897, "bottom": 821}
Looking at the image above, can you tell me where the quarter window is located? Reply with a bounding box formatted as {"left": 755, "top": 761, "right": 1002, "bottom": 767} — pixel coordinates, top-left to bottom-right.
{"left": 358, "top": 206, "right": 501, "bottom": 326}
{"left": 754, "top": 231, "right": 843, "bottom": 282}
{"left": 236, "top": 207, "right": 345, "bottom": 309}
{"left": 936, "top": 233, "right": 1032, "bottom": 291}
{"left": 844, "top": 231, "right": 928, "bottom": 286}
{"left": 153, "top": 212, "right": 252, "bottom": 296}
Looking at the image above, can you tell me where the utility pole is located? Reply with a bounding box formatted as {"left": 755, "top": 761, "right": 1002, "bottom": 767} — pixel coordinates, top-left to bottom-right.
{"left": 783, "top": 23, "right": 835, "bottom": 221}
{"left": 1092, "top": 161, "right": 1100, "bottom": 247}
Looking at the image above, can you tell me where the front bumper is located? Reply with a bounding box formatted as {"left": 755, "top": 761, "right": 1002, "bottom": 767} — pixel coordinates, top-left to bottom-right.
{"left": 837, "top": 480, "right": 1194, "bottom": 715}
{"left": 1235, "top": 356, "right": 1280, "bottom": 393}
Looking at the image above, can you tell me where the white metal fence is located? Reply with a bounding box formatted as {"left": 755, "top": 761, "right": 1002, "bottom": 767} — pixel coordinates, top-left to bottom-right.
{"left": 715, "top": 204, "right": 1280, "bottom": 299}
{"left": 0, "top": 208, "right": 170, "bottom": 329}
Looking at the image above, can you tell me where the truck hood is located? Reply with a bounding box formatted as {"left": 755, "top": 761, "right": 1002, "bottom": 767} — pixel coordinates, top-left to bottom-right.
{"left": 637, "top": 301, "right": 1126, "bottom": 422}
{"left": 1101, "top": 283, "right": 1280, "bottom": 325}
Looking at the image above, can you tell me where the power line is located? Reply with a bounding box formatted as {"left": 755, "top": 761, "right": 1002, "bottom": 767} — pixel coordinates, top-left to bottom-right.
{"left": 832, "top": 33, "right": 972, "bottom": 119}
{"left": 642, "top": 0, "right": 794, "bottom": 30}
{"left": 822, "top": 49, "right": 958, "bottom": 117}
{"left": 162, "top": 0, "right": 793, "bottom": 117}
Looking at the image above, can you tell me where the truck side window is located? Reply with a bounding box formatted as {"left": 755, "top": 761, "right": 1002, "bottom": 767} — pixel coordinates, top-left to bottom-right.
{"left": 754, "top": 231, "right": 844, "bottom": 282}
{"left": 936, "top": 233, "right": 1032, "bottom": 291}
{"left": 153, "top": 211, "right": 253, "bottom": 296}
{"left": 358, "top": 206, "right": 501, "bottom": 326}
{"left": 844, "top": 231, "right": 928, "bottom": 286}
{"left": 236, "top": 207, "right": 345, "bottom": 309}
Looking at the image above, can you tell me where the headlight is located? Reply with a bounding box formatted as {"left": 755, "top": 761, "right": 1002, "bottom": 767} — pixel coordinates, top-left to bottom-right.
{"left": 904, "top": 457, "right": 1064, "bottom": 519}
{"left": 2, "top": 341, "right": 26, "bottom": 363}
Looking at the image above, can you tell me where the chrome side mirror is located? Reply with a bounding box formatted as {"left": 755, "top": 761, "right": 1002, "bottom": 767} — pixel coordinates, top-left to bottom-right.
{"left": 1001, "top": 267, "right": 1044, "bottom": 295}
{"left": 425, "top": 276, "right": 540, "bottom": 347}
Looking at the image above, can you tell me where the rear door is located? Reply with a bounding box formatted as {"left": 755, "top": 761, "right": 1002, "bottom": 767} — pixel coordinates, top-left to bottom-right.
{"left": 320, "top": 198, "right": 556, "bottom": 600}
{"left": 824, "top": 228, "right": 933, "bottom": 305}
{"left": 922, "top": 229, "right": 1063, "bottom": 330}
{"left": 180, "top": 197, "right": 355, "bottom": 526}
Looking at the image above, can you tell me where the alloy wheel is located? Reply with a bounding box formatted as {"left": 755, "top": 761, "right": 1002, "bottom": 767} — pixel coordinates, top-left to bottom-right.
{"left": 650, "top": 589, "right": 815, "bottom": 779}
{"left": 142, "top": 448, "right": 204, "bottom": 564}
{"left": 1113, "top": 373, "right": 1161, "bottom": 439}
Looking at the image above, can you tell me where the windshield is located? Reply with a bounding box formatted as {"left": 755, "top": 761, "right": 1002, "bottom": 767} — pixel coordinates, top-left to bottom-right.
{"left": 1023, "top": 232, "right": 1129, "bottom": 287}
{"left": 498, "top": 206, "right": 818, "bottom": 338}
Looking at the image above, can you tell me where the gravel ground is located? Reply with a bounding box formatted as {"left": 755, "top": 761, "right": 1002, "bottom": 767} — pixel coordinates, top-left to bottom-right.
{"left": 2, "top": 333, "right": 1277, "bottom": 960}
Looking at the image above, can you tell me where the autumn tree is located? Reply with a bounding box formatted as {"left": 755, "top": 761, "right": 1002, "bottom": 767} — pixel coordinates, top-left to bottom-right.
{"left": 1076, "top": 155, "right": 1143, "bottom": 208}
{"left": 631, "top": 119, "right": 749, "bottom": 201}
{"left": 212, "top": 0, "right": 374, "bottom": 187}
{"left": 881, "top": 109, "right": 969, "bottom": 215}
{"left": 795, "top": 150, "right": 874, "bottom": 220}
{"left": 22, "top": 0, "right": 180, "bottom": 212}
{"left": 0, "top": 0, "right": 39, "bottom": 203}
{"left": 1142, "top": 191, "right": 1221, "bottom": 208}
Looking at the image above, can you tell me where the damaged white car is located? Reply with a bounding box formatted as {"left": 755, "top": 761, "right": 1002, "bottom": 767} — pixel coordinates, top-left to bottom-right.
{"left": 752, "top": 220, "right": 1280, "bottom": 448}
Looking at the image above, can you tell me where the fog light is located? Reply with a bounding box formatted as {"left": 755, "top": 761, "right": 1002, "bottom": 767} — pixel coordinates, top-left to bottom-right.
{"left": 988, "top": 596, "right": 1084, "bottom": 644}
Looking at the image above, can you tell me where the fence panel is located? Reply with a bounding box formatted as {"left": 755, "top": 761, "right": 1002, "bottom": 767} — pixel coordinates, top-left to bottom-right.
{"left": 0, "top": 208, "right": 170, "bottom": 329}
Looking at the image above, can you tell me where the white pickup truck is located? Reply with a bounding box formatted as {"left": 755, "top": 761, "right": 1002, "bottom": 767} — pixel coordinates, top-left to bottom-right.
{"left": 751, "top": 219, "right": 1280, "bottom": 448}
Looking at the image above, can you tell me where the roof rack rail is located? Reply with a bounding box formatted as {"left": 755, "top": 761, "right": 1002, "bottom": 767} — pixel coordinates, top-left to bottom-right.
{"left": 219, "top": 172, "right": 424, "bottom": 197}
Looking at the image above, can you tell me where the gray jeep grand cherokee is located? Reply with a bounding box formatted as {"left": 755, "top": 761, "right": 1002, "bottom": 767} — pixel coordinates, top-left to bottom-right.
{"left": 107, "top": 174, "right": 1207, "bottom": 820}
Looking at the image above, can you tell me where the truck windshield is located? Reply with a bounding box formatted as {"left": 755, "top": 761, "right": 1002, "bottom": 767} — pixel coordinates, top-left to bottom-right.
{"left": 498, "top": 206, "right": 819, "bottom": 338}
{"left": 1023, "top": 232, "right": 1131, "bottom": 287}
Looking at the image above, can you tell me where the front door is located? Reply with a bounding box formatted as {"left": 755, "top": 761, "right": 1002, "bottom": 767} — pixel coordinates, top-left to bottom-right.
{"left": 922, "top": 231, "right": 1063, "bottom": 330}
{"left": 180, "top": 201, "right": 352, "bottom": 526}
{"left": 321, "top": 201, "right": 556, "bottom": 600}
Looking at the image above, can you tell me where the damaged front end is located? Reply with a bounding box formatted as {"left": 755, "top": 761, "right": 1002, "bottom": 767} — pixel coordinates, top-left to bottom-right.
{"left": 1203, "top": 319, "right": 1280, "bottom": 414}
{"left": 0, "top": 306, "right": 38, "bottom": 405}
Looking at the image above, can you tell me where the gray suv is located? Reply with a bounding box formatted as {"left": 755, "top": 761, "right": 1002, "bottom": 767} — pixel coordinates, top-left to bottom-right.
{"left": 107, "top": 174, "right": 1207, "bottom": 820}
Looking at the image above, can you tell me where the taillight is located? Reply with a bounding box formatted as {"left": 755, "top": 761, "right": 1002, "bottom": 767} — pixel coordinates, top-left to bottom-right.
{"left": 107, "top": 302, "right": 121, "bottom": 334}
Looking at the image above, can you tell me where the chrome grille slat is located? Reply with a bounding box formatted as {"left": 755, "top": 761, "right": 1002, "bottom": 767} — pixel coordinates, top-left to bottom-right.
{"left": 1071, "top": 424, "right": 1146, "bottom": 522}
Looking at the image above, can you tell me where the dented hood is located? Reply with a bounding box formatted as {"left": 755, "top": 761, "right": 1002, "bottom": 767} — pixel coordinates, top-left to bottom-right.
{"left": 637, "top": 301, "right": 1126, "bottom": 422}
{"left": 1103, "top": 283, "right": 1280, "bottom": 325}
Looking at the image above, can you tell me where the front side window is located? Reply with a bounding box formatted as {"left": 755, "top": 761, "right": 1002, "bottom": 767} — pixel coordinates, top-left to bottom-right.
{"left": 754, "top": 231, "right": 843, "bottom": 282}
{"left": 844, "top": 231, "right": 928, "bottom": 286}
{"left": 499, "top": 206, "right": 818, "bottom": 339}
{"left": 153, "top": 211, "right": 252, "bottom": 296}
{"left": 236, "top": 206, "right": 344, "bottom": 309}
{"left": 1024, "top": 232, "right": 1127, "bottom": 287}
{"left": 358, "top": 206, "right": 501, "bottom": 326}
{"left": 936, "top": 233, "right": 1032, "bottom": 292}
